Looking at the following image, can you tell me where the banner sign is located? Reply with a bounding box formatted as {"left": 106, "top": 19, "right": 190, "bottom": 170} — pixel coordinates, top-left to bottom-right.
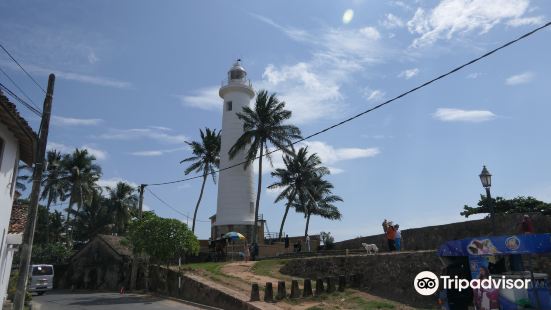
{"left": 438, "top": 234, "right": 551, "bottom": 257}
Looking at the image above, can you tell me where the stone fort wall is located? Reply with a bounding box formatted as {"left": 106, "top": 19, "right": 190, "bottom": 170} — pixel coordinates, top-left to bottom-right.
{"left": 334, "top": 213, "right": 551, "bottom": 251}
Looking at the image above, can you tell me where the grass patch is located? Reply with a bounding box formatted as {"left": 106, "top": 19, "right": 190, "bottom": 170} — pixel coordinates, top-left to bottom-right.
{"left": 304, "top": 290, "right": 396, "bottom": 310}
{"left": 182, "top": 262, "right": 224, "bottom": 276}
{"left": 251, "top": 259, "right": 288, "bottom": 278}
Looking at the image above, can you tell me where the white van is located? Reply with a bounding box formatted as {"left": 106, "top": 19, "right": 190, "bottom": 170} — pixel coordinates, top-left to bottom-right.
{"left": 28, "top": 264, "right": 54, "bottom": 295}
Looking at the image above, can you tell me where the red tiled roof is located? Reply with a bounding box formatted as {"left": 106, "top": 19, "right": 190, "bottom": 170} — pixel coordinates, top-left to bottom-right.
{"left": 0, "top": 90, "right": 38, "bottom": 165}
{"left": 9, "top": 203, "right": 28, "bottom": 234}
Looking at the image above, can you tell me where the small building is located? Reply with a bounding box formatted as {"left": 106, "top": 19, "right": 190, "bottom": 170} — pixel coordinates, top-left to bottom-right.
{"left": 61, "top": 234, "right": 133, "bottom": 291}
{"left": 0, "top": 91, "right": 37, "bottom": 303}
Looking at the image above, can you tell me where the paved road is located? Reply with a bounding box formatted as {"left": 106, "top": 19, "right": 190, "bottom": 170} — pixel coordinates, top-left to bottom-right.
{"left": 32, "top": 291, "right": 206, "bottom": 310}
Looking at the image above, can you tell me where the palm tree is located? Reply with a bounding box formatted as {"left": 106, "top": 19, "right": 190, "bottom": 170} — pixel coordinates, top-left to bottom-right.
{"left": 15, "top": 163, "right": 32, "bottom": 194}
{"left": 40, "top": 150, "right": 69, "bottom": 242}
{"left": 180, "top": 128, "right": 221, "bottom": 233}
{"left": 62, "top": 149, "right": 102, "bottom": 226}
{"left": 71, "top": 189, "right": 112, "bottom": 241}
{"left": 268, "top": 147, "right": 328, "bottom": 239}
{"left": 294, "top": 176, "right": 343, "bottom": 238}
{"left": 229, "top": 90, "right": 302, "bottom": 243}
{"left": 41, "top": 150, "right": 69, "bottom": 211}
{"left": 105, "top": 181, "right": 138, "bottom": 235}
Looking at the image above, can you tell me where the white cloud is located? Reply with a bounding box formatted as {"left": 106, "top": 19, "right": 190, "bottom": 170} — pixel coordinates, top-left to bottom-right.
{"left": 260, "top": 62, "right": 343, "bottom": 124}
{"left": 398, "top": 68, "right": 419, "bottom": 79}
{"left": 363, "top": 88, "right": 386, "bottom": 102}
{"left": 82, "top": 145, "right": 108, "bottom": 160}
{"left": 433, "top": 108, "right": 496, "bottom": 122}
{"left": 505, "top": 72, "right": 534, "bottom": 85}
{"left": 52, "top": 116, "right": 103, "bottom": 126}
{"left": 407, "top": 0, "right": 534, "bottom": 47}
{"left": 177, "top": 87, "right": 221, "bottom": 111}
{"left": 47, "top": 142, "right": 108, "bottom": 160}
{"left": 130, "top": 147, "right": 187, "bottom": 157}
{"left": 98, "top": 127, "right": 189, "bottom": 144}
{"left": 87, "top": 51, "right": 99, "bottom": 64}
{"left": 98, "top": 177, "right": 138, "bottom": 190}
{"left": 343, "top": 9, "right": 354, "bottom": 24}
{"left": 467, "top": 72, "right": 483, "bottom": 79}
{"left": 506, "top": 16, "right": 544, "bottom": 27}
{"left": 254, "top": 141, "right": 380, "bottom": 175}
{"left": 382, "top": 13, "right": 405, "bottom": 29}
{"left": 1, "top": 62, "right": 133, "bottom": 89}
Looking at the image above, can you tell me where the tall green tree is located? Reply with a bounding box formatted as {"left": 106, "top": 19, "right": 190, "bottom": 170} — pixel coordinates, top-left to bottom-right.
{"left": 105, "top": 182, "right": 138, "bottom": 235}
{"left": 229, "top": 90, "right": 301, "bottom": 243}
{"left": 128, "top": 212, "right": 199, "bottom": 267}
{"left": 70, "top": 189, "right": 112, "bottom": 241}
{"left": 62, "top": 149, "right": 102, "bottom": 225}
{"left": 268, "top": 147, "right": 328, "bottom": 239}
{"left": 180, "top": 128, "right": 221, "bottom": 233}
{"left": 294, "top": 176, "right": 342, "bottom": 238}
{"left": 40, "top": 150, "right": 69, "bottom": 242}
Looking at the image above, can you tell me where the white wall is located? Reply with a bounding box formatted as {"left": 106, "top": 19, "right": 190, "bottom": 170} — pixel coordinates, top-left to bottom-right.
{"left": 216, "top": 86, "right": 256, "bottom": 226}
{"left": 0, "top": 122, "right": 20, "bottom": 302}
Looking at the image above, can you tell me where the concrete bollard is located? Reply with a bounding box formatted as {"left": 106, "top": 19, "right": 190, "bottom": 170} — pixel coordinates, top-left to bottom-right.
{"left": 276, "top": 281, "right": 286, "bottom": 300}
{"left": 250, "top": 283, "right": 260, "bottom": 301}
{"left": 264, "top": 282, "right": 274, "bottom": 302}
{"left": 303, "top": 279, "right": 313, "bottom": 297}
{"left": 326, "top": 277, "right": 336, "bottom": 293}
{"left": 338, "top": 275, "right": 346, "bottom": 292}
{"left": 290, "top": 279, "right": 301, "bottom": 298}
{"left": 315, "top": 278, "right": 325, "bottom": 295}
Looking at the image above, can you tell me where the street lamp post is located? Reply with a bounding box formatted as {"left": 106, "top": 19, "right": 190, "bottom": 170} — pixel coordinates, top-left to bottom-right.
{"left": 479, "top": 165, "right": 495, "bottom": 232}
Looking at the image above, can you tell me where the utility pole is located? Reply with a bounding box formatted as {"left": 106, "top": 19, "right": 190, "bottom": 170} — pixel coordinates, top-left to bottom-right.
{"left": 130, "top": 184, "right": 146, "bottom": 290}
{"left": 14, "top": 74, "right": 55, "bottom": 310}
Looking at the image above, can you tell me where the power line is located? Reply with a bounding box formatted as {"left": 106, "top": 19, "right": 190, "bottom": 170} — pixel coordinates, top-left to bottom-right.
{"left": 0, "top": 82, "right": 42, "bottom": 117}
{"left": 0, "top": 43, "right": 47, "bottom": 94}
{"left": 145, "top": 187, "right": 210, "bottom": 222}
{"left": 147, "top": 21, "right": 551, "bottom": 187}
{"left": 0, "top": 66, "right": 42, "bottom": 113}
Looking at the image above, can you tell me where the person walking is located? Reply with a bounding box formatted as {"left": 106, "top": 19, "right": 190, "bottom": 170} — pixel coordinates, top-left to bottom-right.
{"left": 519, "top": 214, "right": 534, "bottom": 234}
{"left": 386, "top": 221, "right": 396, "bottom": 251}
{"left": 394, "top": 224, "right": 402, "bottom": 251}
{"left": 305, "top": 234, "right": 311, "bottom": 252}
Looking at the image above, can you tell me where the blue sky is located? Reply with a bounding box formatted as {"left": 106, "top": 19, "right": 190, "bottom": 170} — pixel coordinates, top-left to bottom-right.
{"left": 1, "top": 0, "right": 550, "bottom": 241}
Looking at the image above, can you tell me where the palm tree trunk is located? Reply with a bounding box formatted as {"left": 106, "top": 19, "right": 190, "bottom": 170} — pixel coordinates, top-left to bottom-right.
{"left": 305, "top": 211, "right": 311, "bottom": 238}
{"left": 278, "top": 190, "right": 295, "bottom": 240}
{"left": 46, "top": 197, "right": 53, "bottom": 243}
{"left": 252, "top": 142, "right": 264, "bottom": 244}
{"left": 192, "top": 174, "right": 208, "bottom": 232}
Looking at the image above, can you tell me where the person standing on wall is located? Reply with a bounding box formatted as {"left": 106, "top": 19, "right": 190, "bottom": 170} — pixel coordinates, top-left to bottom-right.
{"left": 305, "top": 234, "right": 311, "bottom": 252}
{"left": 394, "top": 224, "right": 402, "bottom": 251}
{"left": 284, "top": 234, "right": 290, "bottom": 252}
{"left": 386, "top": 221, "right": 396, "bottom": 251}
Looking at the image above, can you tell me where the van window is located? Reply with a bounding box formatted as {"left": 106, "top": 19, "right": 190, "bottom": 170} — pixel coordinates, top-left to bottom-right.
{"left": 32, "top": 266, "right": 53, "bottom": 276}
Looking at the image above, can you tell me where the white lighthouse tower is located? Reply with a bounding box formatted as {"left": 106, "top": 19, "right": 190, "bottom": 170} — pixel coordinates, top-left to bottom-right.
{"left": 212, "top": 60, "right": 257, "bottom": 240}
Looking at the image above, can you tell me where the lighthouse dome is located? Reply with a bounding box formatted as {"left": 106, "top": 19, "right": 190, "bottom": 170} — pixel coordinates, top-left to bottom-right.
{"left": 228, "top": 59, "right": 247, "bottom": 81}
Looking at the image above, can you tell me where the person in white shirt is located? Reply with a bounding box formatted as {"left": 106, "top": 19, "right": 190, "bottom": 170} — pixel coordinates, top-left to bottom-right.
{"left": 394, "top": 224, "right": 402, "bottom": 251}
{"left": 305, "top": 234, "right": 311, "bottom": 252}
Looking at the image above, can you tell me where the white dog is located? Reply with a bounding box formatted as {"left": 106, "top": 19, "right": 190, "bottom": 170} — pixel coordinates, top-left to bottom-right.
{"left": 362, "top": 243, "right": 379, "bottom": 254}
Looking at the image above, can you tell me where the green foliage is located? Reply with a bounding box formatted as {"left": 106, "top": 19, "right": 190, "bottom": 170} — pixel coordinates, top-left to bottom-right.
{"left": 7, "top": 272, "right": 32, "bottom": 302}
{"left": 461, "top": 195, "right": 551, "bottom": 217}
{"left": 320, "top": 231, "right": 335, "bottom": 250}
{"left": 180, "top": 128, "right": 221, "bottom": 232}
{"left": 31, "top": 243, "right": 72, "bottom": 264}
{"left": 128, "top": 212, "right": 199, "bottom": 265}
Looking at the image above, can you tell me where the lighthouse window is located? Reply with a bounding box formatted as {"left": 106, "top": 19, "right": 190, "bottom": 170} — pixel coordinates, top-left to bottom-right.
{"left": 226, "top": 101, "right": 232, "bottom": 111}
